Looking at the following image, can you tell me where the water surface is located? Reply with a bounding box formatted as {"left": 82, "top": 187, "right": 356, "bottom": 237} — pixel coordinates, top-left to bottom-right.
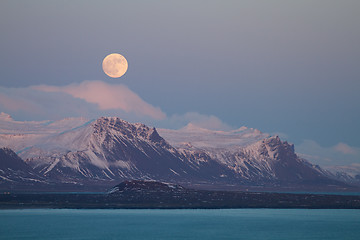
{"left": 1, "top": 209, "right": 359, "bottom": 240}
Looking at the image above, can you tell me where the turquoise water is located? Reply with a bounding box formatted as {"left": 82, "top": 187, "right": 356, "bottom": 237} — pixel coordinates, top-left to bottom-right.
{"left": 1, "top": 209, "right": 359, "bottom": 239}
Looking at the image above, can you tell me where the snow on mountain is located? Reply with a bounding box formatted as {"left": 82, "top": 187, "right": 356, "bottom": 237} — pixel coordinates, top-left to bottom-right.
{"left": 0, "top": 112, "right": 13, "bottom": 121}
{"left": 159, "top": 125, "right": 343, "bottom": 187}
{"left": 323, "top": 164, "right": 360, "bottom": 184}
{"left": 0, "top": 114, "right": 348, "bottom": 190}
{"left": 0, "top": 113, "right": 93, "bottom": 157}
{"left": 0, "top": 147, "right": 46, "bottom": 184}
{"left": 158, "top": 123, "right": 268, "bottom": 150}
{"left": 9, "top": 117, "right": 232, "bottom": 185}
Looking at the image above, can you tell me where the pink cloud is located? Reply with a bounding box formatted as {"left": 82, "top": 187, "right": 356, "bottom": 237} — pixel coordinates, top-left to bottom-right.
{"left": 184, "top": 113, "right": 232, "bottom": 131}
{"left": 333, "top": 142, "right": 358, "bottom": 155}
{"left": 33, "top": 81, "right": 166, "bottom": 120}
{"left": 0, "top": 93, "right": 40, "bottom": 113}
{"left": 296, "top": 139, "right": 360, "bottom": 166}
{"left": 165, "top": 112, "right": 233, "bottom": 131}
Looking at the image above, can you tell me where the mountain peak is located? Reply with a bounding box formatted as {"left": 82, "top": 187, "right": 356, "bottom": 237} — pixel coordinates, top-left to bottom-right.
{"left": 91, "top": 116, "right": 169, "bottom": 148}
{"left": 0, "top": 147, "right": 45, "bottom": 183}
{"left": 1, "top": 115, "right": 348, "bottom": 191}
{"left": 181, "top": 123, "right": 213, "bottom": 132}
{"left": 148, "top": 127, "right": 163, "bottom": 143}
{"left": 231, "top": 126, "right": 248, "bottom": 132}
{"left": 0, "top": 147, "right": 16, "bottom": 157}
{"left": 0, "top": 112, "right": 13, "bottom": 121}
{"left": 260, "top": 135, "right": 295, "bottom": 160}
{"left": 265, "top": 135, "right": 281, "bottom": 143}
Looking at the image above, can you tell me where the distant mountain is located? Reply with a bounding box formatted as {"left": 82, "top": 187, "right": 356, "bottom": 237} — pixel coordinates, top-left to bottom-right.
{"left": 323, "top": 164, "right": 360, "bottom": 185}
{"left": 1, "top": 116, "right": 234, "bottom": 185}
{"left": 0, "top": 147, "right": 46, "bottom": 188}
{"left": 160, "top": 126, "right": 346, "bottom": 189}
{"left": 0, "top": 113, "right": 352, "bottom": 191}
{"left": 158, "top": 123, "right": 268, "bottom": 150}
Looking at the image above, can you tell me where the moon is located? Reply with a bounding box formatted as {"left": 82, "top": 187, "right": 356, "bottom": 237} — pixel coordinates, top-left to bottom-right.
{"left": 102, "top": 53, "right": 128, "bottom": 78}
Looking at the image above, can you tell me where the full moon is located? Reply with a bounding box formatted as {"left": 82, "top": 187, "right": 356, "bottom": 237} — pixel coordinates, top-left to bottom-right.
{"left": 102, "top": 53, "right": 128, "bottom": 78}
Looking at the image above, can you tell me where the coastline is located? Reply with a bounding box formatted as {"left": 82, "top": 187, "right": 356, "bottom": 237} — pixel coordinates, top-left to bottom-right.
{"left": 1, "top": 190, "right": 360, "bottom": 210}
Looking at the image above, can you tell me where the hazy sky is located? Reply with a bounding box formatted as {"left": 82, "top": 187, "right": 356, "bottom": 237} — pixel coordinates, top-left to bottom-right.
{"left": 0, "top": 0, "right": 359, "bottom": 166}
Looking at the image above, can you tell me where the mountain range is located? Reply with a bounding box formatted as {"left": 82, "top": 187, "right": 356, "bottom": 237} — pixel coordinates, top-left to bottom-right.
{"left": 0, "top": 112, "right": 358, "bottom": 191}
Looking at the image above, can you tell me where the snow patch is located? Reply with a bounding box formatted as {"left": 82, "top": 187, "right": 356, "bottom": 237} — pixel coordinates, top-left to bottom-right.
{"left": 169, "top": 168, "right": 180, "bottom": 176}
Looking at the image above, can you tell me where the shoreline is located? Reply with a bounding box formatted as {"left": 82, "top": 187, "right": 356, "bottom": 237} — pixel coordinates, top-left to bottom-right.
{"left": 2, "top": 191, "right": 360, "bottom": 210}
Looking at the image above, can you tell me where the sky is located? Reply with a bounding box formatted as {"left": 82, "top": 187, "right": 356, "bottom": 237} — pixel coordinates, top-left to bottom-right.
{"left": 0, "top": 0, "right": 359, "bottom": 167}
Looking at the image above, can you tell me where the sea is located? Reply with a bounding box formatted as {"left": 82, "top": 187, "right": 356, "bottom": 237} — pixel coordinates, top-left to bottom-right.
{"left": 1, "top": 209, "right": 359, "bottom": 240}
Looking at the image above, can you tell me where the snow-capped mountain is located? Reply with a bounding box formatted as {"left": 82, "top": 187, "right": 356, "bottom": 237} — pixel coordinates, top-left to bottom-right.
{"left": 323, "top": 164, "right": 360, "bottom": 185}
{"left": 0, "top": 112, "right": 93, "bottom": 157}
{"left": 0, "top": 147, "right": 46, "bottom": 186}
{"left": 0, "top": 113, "right": 350, "bottom": 190}
{"left": 158, "top": 123, "right": 268, "bottom": 150}
{"left": 160, "top": 126, "right": 341, "bottom": 187}
{"left": 1, "top": 116, "right": 234, "bottom": 185}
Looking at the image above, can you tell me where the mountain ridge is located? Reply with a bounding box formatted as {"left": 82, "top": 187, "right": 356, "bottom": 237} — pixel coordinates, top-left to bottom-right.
{"left": 0, "top": 114, "right": 356, "bottom": 191}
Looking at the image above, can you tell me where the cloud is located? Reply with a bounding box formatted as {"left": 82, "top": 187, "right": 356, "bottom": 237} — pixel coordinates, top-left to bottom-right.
{"left": 296, "top": 139, "right": 360, "bottom": 167}
{"left": 0, "top": 81, "right": 166, "bottom": 121}
{"left": 333, "top": 142, "right": 358, "bottom": 155}
{"left": 0, "top": 85, "right": 99, "bottom": 120}
{"left": 33, "top": 81, "right": 166, "bottom": 120}
{"left": 0, "top": 82, "right": 233, "bottom": 132}
{"left": 3, "top": 81, "right": 358, "bottom": 168}
{"left": 158, "top": 112, "right": 233, "bottom": 131}
{"left": 0, "top": 93, "right": 40, "bottom": 112}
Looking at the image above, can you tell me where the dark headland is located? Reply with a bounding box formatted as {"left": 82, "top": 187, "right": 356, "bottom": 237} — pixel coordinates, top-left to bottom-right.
{"left": 1, "top": 180, "right": 360, "bottom": 209}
